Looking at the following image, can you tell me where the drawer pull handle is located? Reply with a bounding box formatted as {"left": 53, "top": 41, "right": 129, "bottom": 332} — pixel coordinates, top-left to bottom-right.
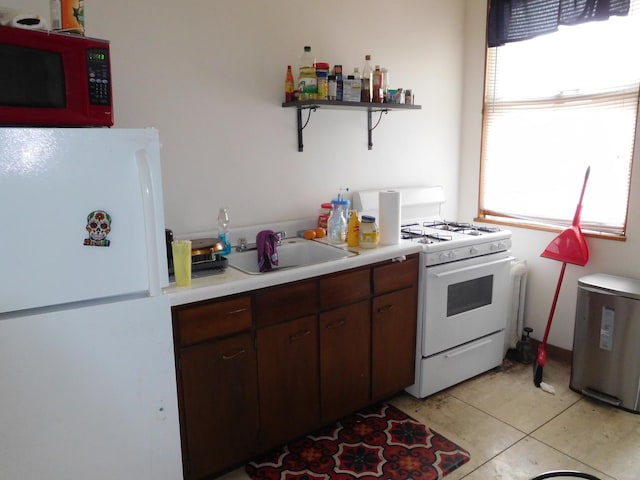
{"left": 377, "top": 304, "right": 394, "bottom": 313}
{"left": 222, "top": 349, "right": 246, "bottom": 361}
{"left": 326, "top": 319, "right": 346, "bottom": 329}
{"left": 227, "top": 307, "right": 248, "bottom": 315}
{"left": 289, "top": 330, "right": 311, "bottom": 342}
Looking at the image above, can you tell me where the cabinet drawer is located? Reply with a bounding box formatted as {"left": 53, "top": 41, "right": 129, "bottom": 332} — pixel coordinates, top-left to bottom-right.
{"left": 373, "top": 254, "right": 419, "bottom": 295}
{"left": 174, "top": 295, "right": 252, "bottom": 347}
{"left": 255, "top": 279, "right": 318, "bottom": 328}
{"left": 320, "top": 268, "right": 370, "bottom": 309}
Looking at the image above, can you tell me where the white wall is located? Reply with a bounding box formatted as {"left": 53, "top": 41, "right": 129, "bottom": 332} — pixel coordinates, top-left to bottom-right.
{"left": 460, "top": 0, "right": 640, "bottom": 350}
{"left": 4, "top": 0, "right": 466, "bottom": 236}
{"left": 11, "top": 0, "right": 636, "bottom": 352}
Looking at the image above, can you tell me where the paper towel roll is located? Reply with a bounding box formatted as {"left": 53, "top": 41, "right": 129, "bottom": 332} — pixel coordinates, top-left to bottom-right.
{"left": 379, "top": 190, "right": 401, "bottom": 245}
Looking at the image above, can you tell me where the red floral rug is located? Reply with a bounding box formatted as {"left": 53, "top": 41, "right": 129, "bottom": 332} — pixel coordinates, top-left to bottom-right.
{"left": 245, "top": 403, "right": 470, "bottom": 480}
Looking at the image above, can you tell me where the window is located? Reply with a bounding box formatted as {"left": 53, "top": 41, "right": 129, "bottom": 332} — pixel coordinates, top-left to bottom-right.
{"left": 480, "top": 1, "right": 640, "bottom": 238}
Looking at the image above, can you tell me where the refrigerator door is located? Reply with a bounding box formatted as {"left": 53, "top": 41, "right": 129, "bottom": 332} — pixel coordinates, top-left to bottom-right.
{"left": 0, "top": 295, "right": 182, "bottom": 480}
{"left": 0, "top": 128, "right": 169, "bottom": 313}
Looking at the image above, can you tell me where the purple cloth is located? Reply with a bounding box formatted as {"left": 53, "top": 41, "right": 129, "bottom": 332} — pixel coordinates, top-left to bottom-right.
{"left": 257, "top": 230, "right": 279, "bottom": 272}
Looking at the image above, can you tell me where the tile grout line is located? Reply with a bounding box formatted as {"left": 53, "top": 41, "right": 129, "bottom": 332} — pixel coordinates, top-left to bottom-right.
{"left": 446, "top": 390, "right": 611, "bottom": 479}
{"left": 526, "top": 397, "right": 615, "bottom": 480}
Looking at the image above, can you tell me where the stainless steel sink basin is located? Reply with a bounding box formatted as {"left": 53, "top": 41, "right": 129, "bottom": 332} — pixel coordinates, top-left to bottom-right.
{"left": 227, "top": 238, "right": 357, "bottom": 274}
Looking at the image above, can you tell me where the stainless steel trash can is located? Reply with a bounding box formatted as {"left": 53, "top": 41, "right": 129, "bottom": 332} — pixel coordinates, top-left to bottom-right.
{"left": 570, "top": 273, "right": 640, "bottom": 413}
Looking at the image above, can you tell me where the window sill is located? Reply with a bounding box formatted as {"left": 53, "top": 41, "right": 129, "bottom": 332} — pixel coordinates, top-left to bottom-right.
{"left": 474, "top": 216, "right": 626, "bottom": 241}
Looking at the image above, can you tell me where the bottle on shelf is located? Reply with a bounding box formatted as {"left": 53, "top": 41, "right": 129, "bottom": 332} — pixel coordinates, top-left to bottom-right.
{"left": 298, "top": 45, "right": 317, "bottom": 101}
{"left": 285, "top": 65, "right": 295, "bottom": 102}
{"left": 334, "top": 64, "right": 343, "bottom": 101}
{"left": 361, "top": 54, "right": 373, "bottom": 102}
{"left": 382, "top": 67, "right": 389, "bottom": 102}
{"left": 217, "top": 207, "right": 232, "bottom": 255}
{"left": 372, "top": 65, "right": 383, "bottom": 103}
{"left": 315, "top": 62, "right": 329, "bottom": 101}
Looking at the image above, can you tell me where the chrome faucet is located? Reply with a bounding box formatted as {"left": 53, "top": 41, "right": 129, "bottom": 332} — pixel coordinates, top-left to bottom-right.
{"left": 236, "top": 237, "right": 250, "bottom": 252}
{"left": 236, "top": 231, "right": 285, "bottom": 252}
{"left": 275, "top": 231, "right": 287, "bottom": 245}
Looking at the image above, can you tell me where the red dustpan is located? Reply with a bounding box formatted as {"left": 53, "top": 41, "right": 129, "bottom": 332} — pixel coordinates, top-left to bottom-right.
{"left": 534, "top": 166, "right": 590, "bottom": 388}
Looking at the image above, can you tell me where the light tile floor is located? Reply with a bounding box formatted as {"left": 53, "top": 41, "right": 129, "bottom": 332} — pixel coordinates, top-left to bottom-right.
{"left": 221, "top": 357, "right": 640, "bottom": 480}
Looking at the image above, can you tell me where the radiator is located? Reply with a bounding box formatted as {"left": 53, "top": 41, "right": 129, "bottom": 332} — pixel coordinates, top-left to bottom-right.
{"left": 505, "top": 258, "right": 528, "bottom": 354}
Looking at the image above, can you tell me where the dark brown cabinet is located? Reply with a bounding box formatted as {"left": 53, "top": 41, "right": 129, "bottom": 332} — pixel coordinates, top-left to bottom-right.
{"left": 372, "top": 287, "right": 418, "bottom": 399}
{"left": 257, "top": 314, "right": 320, "bottom": 450}
{"left": 179, "top": 333, "right": 259, "bottom": 479}
{"left": 172, "top": 254, "right": 419, "bottom": 478}
{"left": 372, "top": 255, "right": 419, "bottom": 400}
{"left": 173, "top": 295, "right": 258, "bottom": 480}
{"left": 319, "top": 299, "right": 371, "bottom": 423}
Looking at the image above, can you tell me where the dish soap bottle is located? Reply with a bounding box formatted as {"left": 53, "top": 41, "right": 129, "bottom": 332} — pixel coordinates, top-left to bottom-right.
{"left": 347, "top": 210, "right": 360, "bottom": 247}
{"left": 217, "top": 207, "right": 232, "bottom": 255}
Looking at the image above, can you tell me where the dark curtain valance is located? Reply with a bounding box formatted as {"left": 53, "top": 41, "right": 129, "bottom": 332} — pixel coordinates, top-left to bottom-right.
{"left": 488, "top": 0, "right": 631, "bottom": 47}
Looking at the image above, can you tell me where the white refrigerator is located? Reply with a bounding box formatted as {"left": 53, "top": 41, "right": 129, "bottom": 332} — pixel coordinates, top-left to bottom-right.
{"left": 0, "top": 128, "right": 183, "bottom": 479}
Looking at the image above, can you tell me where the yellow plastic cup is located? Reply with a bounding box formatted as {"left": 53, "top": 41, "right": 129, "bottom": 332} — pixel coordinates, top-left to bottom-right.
{"left": 171, "top": 240, "right": 192, "bottom": 287}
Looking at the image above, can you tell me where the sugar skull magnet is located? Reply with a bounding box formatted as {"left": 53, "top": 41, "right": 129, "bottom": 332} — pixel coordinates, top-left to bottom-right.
{"left": 84, "top": 210, "right": 112, "bottom": 246}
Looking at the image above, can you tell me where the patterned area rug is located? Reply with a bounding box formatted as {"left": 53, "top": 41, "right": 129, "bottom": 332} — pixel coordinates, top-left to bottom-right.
{"left": 246, "top": 403, "right": 470, "bottom": 480}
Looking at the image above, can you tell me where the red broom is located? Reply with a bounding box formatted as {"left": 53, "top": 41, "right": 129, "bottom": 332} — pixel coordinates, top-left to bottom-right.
{"left": 534, "top": 167, "right": 590, "bottom": 388}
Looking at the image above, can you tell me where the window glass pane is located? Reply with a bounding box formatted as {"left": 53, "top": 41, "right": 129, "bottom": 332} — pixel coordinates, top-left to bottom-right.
{"left": 481, "top": 1, "right": 640, "bottom": 236}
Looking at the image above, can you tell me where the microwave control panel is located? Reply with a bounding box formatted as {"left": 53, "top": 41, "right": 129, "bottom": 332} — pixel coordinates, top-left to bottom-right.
{"left": 86, "top": 48, "right": 111, "bottom": 106}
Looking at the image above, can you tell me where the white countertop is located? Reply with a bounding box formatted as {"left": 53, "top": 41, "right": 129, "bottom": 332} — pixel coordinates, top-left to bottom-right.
{"left": 165, "top": 240, "right": 423, "bottom": 306}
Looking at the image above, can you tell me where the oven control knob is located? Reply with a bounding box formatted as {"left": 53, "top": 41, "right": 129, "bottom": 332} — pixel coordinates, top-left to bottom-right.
{"left": 449, "top": 250, "right": 457, "bottom": 260}
{"left": 438, "top": 252, "right": 449, "bottom": 262}
{"left": 470, "top": 246, "right": 479, "bottom": 255}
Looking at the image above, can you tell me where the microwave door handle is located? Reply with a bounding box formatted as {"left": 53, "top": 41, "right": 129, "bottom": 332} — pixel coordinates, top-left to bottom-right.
{"left": 432, "top": 256, "right": 515, "bottom": 278}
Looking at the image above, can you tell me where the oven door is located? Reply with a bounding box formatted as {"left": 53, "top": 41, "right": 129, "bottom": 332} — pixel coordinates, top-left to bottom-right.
{"left": 423, "top": 251, "right": 514, "bottom": 356}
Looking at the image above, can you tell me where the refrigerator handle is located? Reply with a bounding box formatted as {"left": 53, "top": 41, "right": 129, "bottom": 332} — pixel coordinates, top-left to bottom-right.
{"left": 136, "top": 149, "right": 161, "bottom": 297}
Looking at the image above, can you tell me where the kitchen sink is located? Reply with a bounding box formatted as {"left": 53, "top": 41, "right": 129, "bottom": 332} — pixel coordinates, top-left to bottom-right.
{"left": 227, "top": 238, "right": 357, "bottom": 274}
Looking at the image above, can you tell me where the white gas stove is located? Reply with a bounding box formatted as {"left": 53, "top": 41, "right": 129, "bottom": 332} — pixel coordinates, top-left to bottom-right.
{"left": 353, "top": 186, "right": 514, "bottom": 398}
{"left": 400, "top": 220, "right": 512, "bottom": 266}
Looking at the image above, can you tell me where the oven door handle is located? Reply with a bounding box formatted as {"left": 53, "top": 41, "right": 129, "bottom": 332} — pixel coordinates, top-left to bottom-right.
{"left": 432, "top": 256, "right": 515, "bottom": 278}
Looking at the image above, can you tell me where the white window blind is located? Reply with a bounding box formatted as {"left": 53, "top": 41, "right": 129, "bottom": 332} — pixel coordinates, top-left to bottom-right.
{"left": 480, "top": 0, "right": 640, "bottom": 237}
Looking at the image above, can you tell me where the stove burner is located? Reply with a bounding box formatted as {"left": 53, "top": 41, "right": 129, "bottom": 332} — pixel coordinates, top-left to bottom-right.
{"left": 401, "top": 220, "right": 504, "bottom": 244}
{"left": 425, "top": 232, "right": 452, "bottom": 241}
{"left": 400, "top": 223, "right": 424, "bottom": 240}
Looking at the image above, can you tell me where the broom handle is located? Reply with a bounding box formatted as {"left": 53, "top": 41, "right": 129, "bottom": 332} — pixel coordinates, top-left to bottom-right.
{"left": 542, "top": 262, "right": 567, "bottom": 345}
{"left": 572, "top": 166, "right": 590, "bottom": 227}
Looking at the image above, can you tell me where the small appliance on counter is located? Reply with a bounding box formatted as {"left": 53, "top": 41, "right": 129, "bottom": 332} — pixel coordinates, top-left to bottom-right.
{"left": 165, "top": 230, "right": 229, "bottom": 278}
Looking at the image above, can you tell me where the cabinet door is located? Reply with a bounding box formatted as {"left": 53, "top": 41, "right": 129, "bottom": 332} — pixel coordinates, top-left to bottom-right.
{"left": 372, "top": 286, "right": 418, "bottom": 399}
{"left": 179, "top": 333, "right": 259, "bottom": 479}
{"left": 319, "top": 300, "right": 371, "bottom": 423}
{"left": 256, "top": 315, "right": 319, "bottom": 451}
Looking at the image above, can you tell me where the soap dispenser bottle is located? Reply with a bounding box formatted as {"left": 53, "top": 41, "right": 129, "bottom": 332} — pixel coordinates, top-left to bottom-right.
{"left": 217, "top": 207, "right": 232, "bottom": 255}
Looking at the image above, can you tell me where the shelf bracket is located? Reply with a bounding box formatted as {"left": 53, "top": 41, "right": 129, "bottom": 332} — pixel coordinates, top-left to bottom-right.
{"left": 296, "top": 105, "right": 317, "bottom": 152}
{"left": 367, "top": 108, "right": 389, "bottom": 150}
